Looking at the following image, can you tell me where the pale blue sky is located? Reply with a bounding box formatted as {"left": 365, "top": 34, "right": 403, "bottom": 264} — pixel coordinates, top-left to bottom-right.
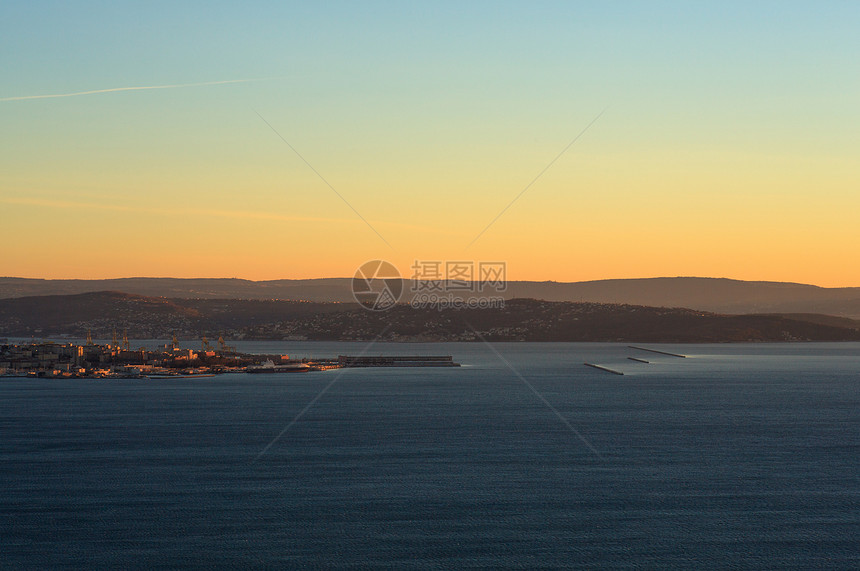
{"left": 2, "top": 1, "right": 859, "bottom": 283}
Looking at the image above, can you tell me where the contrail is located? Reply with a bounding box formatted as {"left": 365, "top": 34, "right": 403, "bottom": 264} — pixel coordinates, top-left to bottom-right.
{"left": 0, "top": 195, "right": 448, "bottom": 233}
{"left": 0, "top": 78, "right": 266, "bottom": 102}
{"left": 0, "top": 196, "right": 353, "bottom": 224}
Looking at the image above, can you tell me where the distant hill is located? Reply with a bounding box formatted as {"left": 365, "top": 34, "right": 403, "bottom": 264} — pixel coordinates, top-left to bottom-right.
{"left": 3, "top": 276, "right": 860, "bottom": 317}
{"left": 0, "top": 291, "right": 352, "bottom": 339}
{"left": 2, "top": 292, "right": 859, "bottom": 343}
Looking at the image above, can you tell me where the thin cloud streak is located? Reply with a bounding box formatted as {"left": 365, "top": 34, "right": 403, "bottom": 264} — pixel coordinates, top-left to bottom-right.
{"left": 0, "top": 196, "right": 350, "bottom": 224}
{"left": 0, "top": 196, "right": 135, "bottom": 212}
{"left": 1, "top": 195, "right": 448, "bottom": 234}
{"left": 0, "top": 78, "right": 266, "bottom": 102}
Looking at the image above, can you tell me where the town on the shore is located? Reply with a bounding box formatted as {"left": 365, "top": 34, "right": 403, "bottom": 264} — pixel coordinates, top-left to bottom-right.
{"left": 0, "top": 335, "right": 459, "bottom": 379}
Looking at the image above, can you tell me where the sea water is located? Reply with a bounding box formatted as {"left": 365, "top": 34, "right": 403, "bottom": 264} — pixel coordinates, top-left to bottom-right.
{"left": 1, "top": 342, "right": 858, "bottom": 568}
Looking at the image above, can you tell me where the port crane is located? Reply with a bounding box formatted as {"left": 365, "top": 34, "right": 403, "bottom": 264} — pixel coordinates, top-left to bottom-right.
{"left": 217, "top": 336, "right": 235, "bottom": 353}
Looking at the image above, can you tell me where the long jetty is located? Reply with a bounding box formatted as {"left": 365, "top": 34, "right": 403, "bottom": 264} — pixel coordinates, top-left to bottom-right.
{"left": 584, "top": 362, "right": 624, "bottom": 375}
{"left": 337, "top": 355, "right": 460, "bottom": 368}
{"left": 628, "top": 346, "right": 686, "bottom": 358}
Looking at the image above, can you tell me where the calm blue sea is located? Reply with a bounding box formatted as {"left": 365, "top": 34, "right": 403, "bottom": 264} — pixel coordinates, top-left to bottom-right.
{"left": 1, "top": 342, "right": 858, "bottom": 569}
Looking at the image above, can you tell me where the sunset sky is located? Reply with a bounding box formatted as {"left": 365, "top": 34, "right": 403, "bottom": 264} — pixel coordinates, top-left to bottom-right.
{"left": 2, "top": 1, "right": 858, "bottom": 285}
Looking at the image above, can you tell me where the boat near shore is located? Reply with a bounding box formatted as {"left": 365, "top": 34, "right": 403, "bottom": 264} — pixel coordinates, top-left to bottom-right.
{"left": 246, "top": 359, "right": 311, "bottom": 374}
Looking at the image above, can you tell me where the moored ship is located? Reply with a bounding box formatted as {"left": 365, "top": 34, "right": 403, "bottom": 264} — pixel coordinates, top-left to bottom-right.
{"left": 246, "top": 359, "right": 311, "bottom": 373}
